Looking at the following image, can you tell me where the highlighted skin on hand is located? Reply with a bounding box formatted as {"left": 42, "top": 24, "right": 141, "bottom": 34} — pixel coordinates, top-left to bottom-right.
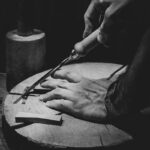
{"left": 40, "top": 69, "right": 113, "bottom": 122}
{"left": 83, "top": 0, "right": 132, "bottom": 45}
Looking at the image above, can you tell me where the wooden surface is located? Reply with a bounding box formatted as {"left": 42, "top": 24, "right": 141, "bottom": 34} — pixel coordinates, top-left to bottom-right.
{"left": 15, "top": 112, "right": 62, "bottom": 125}
{"left": 3, "top": 63, "right": 133, "bottom": 149}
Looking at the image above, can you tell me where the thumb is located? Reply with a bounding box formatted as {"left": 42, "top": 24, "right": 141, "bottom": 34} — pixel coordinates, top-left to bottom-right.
{"left": 83, "top": 22, "right": 94, "bottom": 38}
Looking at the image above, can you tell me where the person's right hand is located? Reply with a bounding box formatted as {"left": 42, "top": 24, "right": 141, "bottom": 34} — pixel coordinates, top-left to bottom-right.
{"left": 83, "top": 0, "right": 133, "bottom": 45}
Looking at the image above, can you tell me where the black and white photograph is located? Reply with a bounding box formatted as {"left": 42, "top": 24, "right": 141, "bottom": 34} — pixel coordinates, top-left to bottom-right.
{"left": 0, "top": 0, "right": 150, "bottom": 150}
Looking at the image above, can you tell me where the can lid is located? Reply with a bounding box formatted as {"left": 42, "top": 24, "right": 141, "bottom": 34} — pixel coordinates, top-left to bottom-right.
{"left": 6, "top": 29, "right": 45, "bottom": 42}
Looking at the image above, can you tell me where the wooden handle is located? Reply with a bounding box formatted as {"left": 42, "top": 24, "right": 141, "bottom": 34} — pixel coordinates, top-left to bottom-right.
{"left": 74, "top": 29, "right": 100, "bottom": 56}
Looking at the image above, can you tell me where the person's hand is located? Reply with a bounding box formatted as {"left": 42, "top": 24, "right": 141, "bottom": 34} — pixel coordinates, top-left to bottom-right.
{"left": 83, "top": 0, "right": 132, "bottom": 45}
{"left": 39, "top": 69, "right": 113, "bottom": 122}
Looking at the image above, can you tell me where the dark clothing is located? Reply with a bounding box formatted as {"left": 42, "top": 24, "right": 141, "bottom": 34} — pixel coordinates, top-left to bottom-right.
{"left": 106, "top": 28, "right": 150, "bottom": 118}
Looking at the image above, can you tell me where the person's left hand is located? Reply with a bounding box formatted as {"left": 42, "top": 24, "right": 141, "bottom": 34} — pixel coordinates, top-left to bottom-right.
{"left": 40, "top": 69, "right": 113, "bottom": 122}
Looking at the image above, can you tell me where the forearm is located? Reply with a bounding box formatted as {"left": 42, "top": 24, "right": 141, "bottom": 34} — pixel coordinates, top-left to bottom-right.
{"left": 105, "top": 28, "right": 150, "bottom": 118}
{"left": 124, "top": 28, "right": 150, "bottom": 109}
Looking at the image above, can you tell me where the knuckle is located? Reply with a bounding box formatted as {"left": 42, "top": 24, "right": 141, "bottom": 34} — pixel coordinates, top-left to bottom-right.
{"left": 55, "top": 88, "right": 61, "bottom": 93}
{"left": 60, "top": 80, "right": 67, "bottom": 84}
{"left": 43, "top": 94, "right": 49, "bottom": 100}
{"left": 99, "top": 0, "right": 104, "bottom": 3}
{"left": 84, "top": 13, "right": 91, "bottom": 22}
{"left": 66, "top": 72, "right": 72, "bottom": 79}
{"left": 59, "top": 80, "right": 66, "bottom": 87}
{"left": 59, "top": 102, "right": 64, "bottom": 108}
{"left": 66, "top": 71, "right": 72, "bottom": 77}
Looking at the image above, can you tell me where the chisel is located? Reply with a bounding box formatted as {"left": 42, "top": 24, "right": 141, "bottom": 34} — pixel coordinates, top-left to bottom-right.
{"left": 13, "top": 29, "right": 100, "bottom": 104}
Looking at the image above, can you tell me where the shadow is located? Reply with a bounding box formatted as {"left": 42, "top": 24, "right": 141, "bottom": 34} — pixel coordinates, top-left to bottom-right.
{"left": 2, "top": 115, "right": 64, "bottom": 150}
{"left": 2, "top": 113, "right": 149, "bottom": 150}
{"left": 108, "top": 113, "right": 150, "bottom": 149}
{"left": 9, "top": 89, "right": 51, "bottom": 97}
{"left": 31, "top": 88, "right": 51, "bottom": 95}
{"left": 15, "top": 116, "right": 63, "bottom": 126}
{"left": 11, "top": 122, "right": 32, "bottom": 130}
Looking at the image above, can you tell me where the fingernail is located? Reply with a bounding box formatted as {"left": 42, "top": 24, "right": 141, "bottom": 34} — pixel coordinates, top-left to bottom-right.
{"left": 41, "top": 79, "right": 47, "bottom": 84}
{"left": 45, "top": 103, "right": 49, "bottom": 106}
{"left": 41, "top": 83, "right": 46, "bottom": 87}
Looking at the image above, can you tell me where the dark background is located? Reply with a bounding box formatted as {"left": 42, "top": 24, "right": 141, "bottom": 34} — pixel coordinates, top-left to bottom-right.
{"left": 0, "top": 0, "right": 148, "bottom": 73}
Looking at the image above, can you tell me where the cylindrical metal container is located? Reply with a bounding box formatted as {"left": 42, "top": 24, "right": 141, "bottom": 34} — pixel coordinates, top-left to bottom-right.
{"left": 6, "top": 29, "right": 46, "bottom": 91}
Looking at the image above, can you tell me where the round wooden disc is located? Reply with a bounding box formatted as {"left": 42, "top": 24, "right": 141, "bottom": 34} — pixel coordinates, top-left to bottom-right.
{"left": 4, "top": 63, "right": 132, "bottom": 148}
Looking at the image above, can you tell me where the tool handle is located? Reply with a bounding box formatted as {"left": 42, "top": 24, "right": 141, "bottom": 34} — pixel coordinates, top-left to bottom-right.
{"left": 74, "top": 29, "right": 100, "bottom": 56}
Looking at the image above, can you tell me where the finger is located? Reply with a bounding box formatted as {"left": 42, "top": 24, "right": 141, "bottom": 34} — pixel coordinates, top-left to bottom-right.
{"left": 83, "top": 20, "right": 93, "bottom": 38}
{"left": 40, "top": 75, "right": 53, "bottom": 84}
{"left": 83, "top": 0, "right": 101, "bottom": 38}
{"left": 54, "top": 70, "right": 82, "bottom": 83}
{"left": 40, "top": 78, "right": 56, "bottom": 89}
{"left": 39, "top": 88, "right": 74, "bottom": 102}
{"left": 45, "top": 99, "right": 73, "bottom": 111}
{"left": 98, "top": 3, "right": 125, "bottom": 46}
{"left": 41, "top": 78, "right": 69, "bottom": 89}
{"left": 41, "top": 78, "right": 61, "bottom": 89}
